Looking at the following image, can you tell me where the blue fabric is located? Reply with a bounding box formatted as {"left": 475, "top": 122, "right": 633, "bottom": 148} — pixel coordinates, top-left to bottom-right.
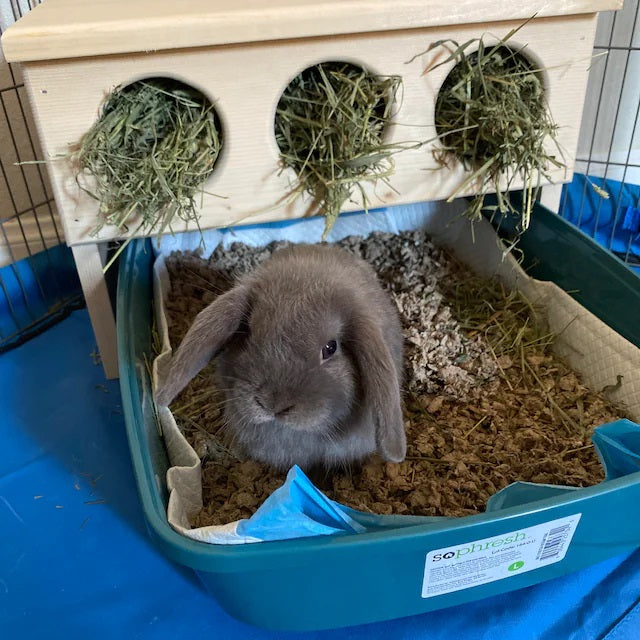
{"left": 0, "top": 243, "right": 82, "bottom": 349}
{"left": 2, "top": 308, "right": 640, "bottom": 638}
{"left": 561, "top": 174, "right": 640, "bottom": 273}
{"left": 622, "top": 206, "right": 640, "bottom": 234}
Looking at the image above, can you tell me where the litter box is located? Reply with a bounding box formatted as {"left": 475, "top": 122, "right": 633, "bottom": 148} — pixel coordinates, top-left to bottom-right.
{"left": 117, "top": 201, "right": 640, "bottom": 631}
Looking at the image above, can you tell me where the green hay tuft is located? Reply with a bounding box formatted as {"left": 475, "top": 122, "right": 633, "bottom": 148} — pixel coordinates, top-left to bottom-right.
{"left": 428, "top": 26, "right": 565, "bottom": 230}
{"left": 275, "top": 62, "right": 402, "bottom": 237}
{"left": 72, "top": 78, "right": 223, "bottom": 242}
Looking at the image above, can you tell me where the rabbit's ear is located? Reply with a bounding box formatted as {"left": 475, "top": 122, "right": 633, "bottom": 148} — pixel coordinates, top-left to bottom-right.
{"left": 154, "top": 284, "right": 250, "bottom": 406}
{"left": 350, "top": 312, "right": 406, "bottom": 462}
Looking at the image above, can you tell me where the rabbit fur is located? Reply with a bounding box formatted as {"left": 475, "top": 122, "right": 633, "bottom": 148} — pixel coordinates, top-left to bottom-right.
{"left": 155, "top": 243, "right": 406, "bottom": 470}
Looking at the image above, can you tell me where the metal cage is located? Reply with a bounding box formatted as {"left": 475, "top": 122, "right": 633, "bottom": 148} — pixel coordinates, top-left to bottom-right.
{"left": 558, "top": 0, "right": 640, "bottom": 272}
{"left": 0, "top": 0, "right": 82, "bottom": 353}
{"left": 0, "top": 0, "right": 638, "bottom": 354}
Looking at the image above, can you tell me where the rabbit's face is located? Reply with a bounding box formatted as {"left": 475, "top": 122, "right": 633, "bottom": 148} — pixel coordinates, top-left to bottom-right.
{"left": 155, "top": 242, "right": 406, "bottom": 468}
{"left": 216, "top": 289, "right": 358, "bottom": 435}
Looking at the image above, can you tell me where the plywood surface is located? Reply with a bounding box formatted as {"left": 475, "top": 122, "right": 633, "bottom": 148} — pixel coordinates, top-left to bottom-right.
{"left": 1, "top": 0, "right": 621, "bottom": 62}
{"left": 22, "top": 15, "right": 597, "bottom": 246}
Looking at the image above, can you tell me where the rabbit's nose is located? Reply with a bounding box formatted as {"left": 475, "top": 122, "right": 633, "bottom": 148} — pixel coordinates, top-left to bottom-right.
{"left": 254, "top": 394, "right": 295, "bottom": 418}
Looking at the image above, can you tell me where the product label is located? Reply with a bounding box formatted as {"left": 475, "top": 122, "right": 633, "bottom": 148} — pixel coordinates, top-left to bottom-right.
{"left": 421, "top": 513, "right": 582, "bottom": 598}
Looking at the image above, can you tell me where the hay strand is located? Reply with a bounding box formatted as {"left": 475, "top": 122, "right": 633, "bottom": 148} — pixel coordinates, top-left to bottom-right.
{"left": 275, "top": 62, "right": 402, "bottom": 237}
{"left": 72, "top": 78, "right": 223, "bottom": 242}
{"left": 429, "top": 29, "right": 564, "bottom": 230}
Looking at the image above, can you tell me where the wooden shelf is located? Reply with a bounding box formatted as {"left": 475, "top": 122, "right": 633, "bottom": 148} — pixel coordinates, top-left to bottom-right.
{"left": 0, "top": 0, "right": 624, "bottom": 379}
{"left": 2, "top": 0, "right": 622, "bottom": 62}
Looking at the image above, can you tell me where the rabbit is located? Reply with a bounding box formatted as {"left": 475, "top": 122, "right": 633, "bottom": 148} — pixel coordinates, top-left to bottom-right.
{"left": 155, "top": 242, "right": 406, "bottom": 471}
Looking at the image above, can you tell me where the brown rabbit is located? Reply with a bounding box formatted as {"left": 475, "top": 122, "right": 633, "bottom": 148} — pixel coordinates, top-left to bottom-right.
{"left": 155, "top": 243, "right": 406, "bottom": 471}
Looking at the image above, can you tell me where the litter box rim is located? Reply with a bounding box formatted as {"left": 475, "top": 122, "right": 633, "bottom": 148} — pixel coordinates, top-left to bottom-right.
{"left": 117, "top": 203, "right": 640, "bottom": 573}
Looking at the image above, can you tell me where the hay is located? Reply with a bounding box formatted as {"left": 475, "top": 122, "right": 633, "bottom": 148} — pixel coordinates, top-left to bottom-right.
{"left": 275, "top": 62, "right": 402, "bottom": 237}
{"left": 427, "top": 26, "right": 564, "bottom": 230}
{"left": 160, "top": 231, "right": 628, "bottom": 523}
{"left": 72, "top": 78, "right": 223, "bottom": 246}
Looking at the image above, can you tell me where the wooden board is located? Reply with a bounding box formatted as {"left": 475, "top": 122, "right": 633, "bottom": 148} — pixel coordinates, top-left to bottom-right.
{"left": 1, "top": 0, "right": 621, "bottom": 62}
{"left": 71, "top": 243, "right": 118, "bottom": 379}
{"left": 21, "top": 15, "right": 598, "bottom": 246}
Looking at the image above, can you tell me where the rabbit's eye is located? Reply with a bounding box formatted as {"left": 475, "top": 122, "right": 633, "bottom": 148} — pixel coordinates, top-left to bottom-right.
{"left": 322, "top": 340, "right": 338, "bottom": 360}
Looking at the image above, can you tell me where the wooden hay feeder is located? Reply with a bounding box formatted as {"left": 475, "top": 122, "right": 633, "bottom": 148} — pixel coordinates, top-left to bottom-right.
{"left": 1, "top": 0, "right": 623, "bottom": 377}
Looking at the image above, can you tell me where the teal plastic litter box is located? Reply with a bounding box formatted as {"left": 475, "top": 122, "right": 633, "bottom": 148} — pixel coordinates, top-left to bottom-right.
{"left": 117, "top": 202, "right": 640, "bottom": 631}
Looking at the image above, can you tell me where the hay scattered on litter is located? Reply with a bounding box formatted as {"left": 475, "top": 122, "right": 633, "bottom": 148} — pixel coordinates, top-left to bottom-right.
{"left": 275, "top": 62, "right": 402, "bottom": 237}
{"left": 425, "top": 25, "right": 564, "bottom": 229}
{"left": 72, "top": 78, "right": 223, "bottom": 246}
{"left": 160, "top": 231, "right": 629, "bottom": 524}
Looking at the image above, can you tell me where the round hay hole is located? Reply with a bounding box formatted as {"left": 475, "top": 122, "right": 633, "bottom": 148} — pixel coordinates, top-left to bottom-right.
{"left": 433, "top": 44, "right": 560, "bottom": 227}
{"left": 274, "top": 61, "right": 401, "bottom": 236}
{"left": 73, "top": 77, "right": 223, "bottom": 239}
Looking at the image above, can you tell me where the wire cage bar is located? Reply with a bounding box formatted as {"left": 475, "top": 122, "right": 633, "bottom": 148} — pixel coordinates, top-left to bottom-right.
{"left": 559, "top": 0, "right": 640, "bottom": 273}
{"left": 0, "top": 0, "right": 83, "bottom": 352}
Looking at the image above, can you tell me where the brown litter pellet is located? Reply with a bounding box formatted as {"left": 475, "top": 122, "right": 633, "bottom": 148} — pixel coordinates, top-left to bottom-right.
{"left": 161, "top": 231, "right": 628, "bottom": 526}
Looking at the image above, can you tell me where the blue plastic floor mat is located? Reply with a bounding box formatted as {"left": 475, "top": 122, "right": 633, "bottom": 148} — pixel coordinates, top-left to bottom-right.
{"left": 1, "top": 308, "right": 640, "bottom": 639}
